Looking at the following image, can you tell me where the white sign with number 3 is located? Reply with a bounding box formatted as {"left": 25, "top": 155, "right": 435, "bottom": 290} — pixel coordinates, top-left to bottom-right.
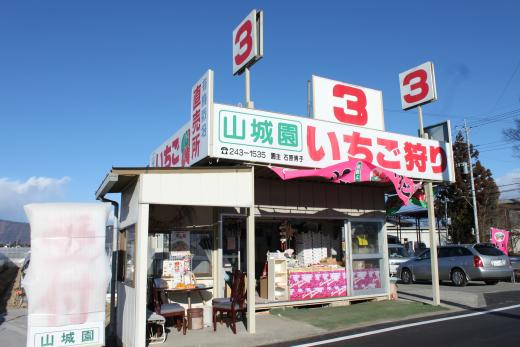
{"left": 232, "top": 10, "right": 262, "bottom": 75}
{"left": 399, "top": 61, "right": 437, "bottom": 110}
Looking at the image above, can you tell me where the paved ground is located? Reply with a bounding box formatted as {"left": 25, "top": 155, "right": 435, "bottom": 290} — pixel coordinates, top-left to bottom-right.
{"left": 397, "top": 281, "right": 520, "bottom": 308}
{"left": 275, "top": 304, "right": 520, "bottom": 347}
{"left": 159, "top": 312, "right": 326, "bottom": 347}
{"left": 3, "top": 281, "right": 519, "bottom": 347}
{"left": 0, "top": 308, "right": 27, "bottom": 347}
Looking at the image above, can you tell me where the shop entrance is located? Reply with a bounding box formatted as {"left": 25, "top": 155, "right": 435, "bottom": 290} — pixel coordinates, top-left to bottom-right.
{"left": 220, "top": 217, "right": 247, "bottom": 297}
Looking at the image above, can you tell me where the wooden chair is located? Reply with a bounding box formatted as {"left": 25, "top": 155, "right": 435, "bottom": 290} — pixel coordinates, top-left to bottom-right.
{"left": 152, "top": 278, "right": 187, "bottom": 335}
{"left": 212, "top": 270, "right": 246, "bottom": 334}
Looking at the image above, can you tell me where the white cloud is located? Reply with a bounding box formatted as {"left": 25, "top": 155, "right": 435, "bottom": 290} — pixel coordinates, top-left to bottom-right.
{"left": 495, "top": 169, "right": 520, "bottom": 200}
{"left": 0, "top": 176, "right": 71, "bottom": 222}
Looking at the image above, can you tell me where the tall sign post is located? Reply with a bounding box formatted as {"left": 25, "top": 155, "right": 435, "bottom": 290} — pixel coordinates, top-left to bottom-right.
{"left": 232, "top": 9, "right": 263, "bottom": 109}
{"left": 399, "top": 61, "right": 440, "bottom": 306}
{"left": 232, "top": 9, "right": 263, "bottom": 333}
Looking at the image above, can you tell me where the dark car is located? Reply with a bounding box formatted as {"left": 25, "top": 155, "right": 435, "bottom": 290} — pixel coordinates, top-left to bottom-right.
{"left": 398, "top": 244, "right": 513, "bottom": 286}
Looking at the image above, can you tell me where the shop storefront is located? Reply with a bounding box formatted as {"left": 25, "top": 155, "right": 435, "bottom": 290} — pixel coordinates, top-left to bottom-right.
{"left": 96, "top": 67, "right": 454, "bottom": 346}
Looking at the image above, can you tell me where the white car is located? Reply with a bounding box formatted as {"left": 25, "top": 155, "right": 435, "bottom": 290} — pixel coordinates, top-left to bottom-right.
{"left": 388, "top": 244, "right": 412, "bottom": 277}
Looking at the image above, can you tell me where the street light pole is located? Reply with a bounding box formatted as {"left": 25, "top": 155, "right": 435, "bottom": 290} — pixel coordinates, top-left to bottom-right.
{"left": 464, "top": 119, "right": 480, "bottom": 243}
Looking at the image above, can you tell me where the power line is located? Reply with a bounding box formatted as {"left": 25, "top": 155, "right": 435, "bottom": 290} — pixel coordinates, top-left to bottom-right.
{"left": 491, "top": 60, "right": 520, "bottom": 111}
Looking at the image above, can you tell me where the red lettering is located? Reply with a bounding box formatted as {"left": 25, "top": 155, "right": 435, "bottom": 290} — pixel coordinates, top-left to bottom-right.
{"left": 403, "top": 69, "right": 429, "bottom": 104}
{"left": 171, "top": 138, "right": 180, "bottom": 165}
{"left": 234, "top": 20, "right": 253, "bottom": 66}
{"left": 376, "top": 138, "right": 401, "bottom": 169}
{"left": 343, "top": 131, "right": 373, "bottom": 162}
{"left": 430, "top": 146, "right": 447, "bottom": 173}
{"left": 332, "top": 84, "right": 368, "bottom": 126}
{"left": 307, "top": 126, "right": 325, "bottom": 161}
{"left": 404, "top": 142, "right": 427, "bottom": 172}
{"left": 328, "top": 132, "right": 340, "bottom": 160}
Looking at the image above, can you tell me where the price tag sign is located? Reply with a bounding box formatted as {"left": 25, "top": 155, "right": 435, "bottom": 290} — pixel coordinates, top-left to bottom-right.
{"left": 399, "top": 61, "right": 437, "bottom": 110}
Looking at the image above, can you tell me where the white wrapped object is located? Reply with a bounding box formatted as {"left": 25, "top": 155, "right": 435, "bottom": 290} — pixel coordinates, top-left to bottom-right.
{"left": 24, "top": 203, "right": 111, "bottom": 347}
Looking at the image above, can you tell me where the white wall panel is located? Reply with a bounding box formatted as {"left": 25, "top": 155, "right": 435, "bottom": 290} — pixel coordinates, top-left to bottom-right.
{"left": 140, "top": 169, "right": 253, "bottom": 207}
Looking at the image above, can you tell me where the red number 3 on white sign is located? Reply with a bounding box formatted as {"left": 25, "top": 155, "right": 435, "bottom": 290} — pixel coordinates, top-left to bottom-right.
{"left": 232, "top": 10, "right": 263, "bottom": 75}
{"left": 399, "top": 62, "right": 437, "bottom": 110}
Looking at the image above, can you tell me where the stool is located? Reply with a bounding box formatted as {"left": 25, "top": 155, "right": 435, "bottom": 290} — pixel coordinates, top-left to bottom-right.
{"left": 147, "top": 310, "right": 166, "bottom": 344}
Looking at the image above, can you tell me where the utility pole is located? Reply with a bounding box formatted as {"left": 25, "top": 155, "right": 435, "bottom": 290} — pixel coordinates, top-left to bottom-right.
{"left": 464, "top": 119, "right": 480, "bottom": 243}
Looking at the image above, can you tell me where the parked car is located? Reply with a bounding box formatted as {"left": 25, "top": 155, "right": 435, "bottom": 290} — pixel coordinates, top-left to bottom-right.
{"left": 388, "top": 244, "right": 412, "bottom": 277}
{"left": 398, "top": 244, "right": 513, "bottom": 286}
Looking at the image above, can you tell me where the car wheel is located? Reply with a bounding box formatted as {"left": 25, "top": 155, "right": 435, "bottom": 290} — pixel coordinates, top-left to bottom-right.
{"left": 451, "top": 268, "right": 468, "bottom": 287}
{"left": 401, "top": 269, "right": 413, "bottom": 284}
{"left": 484, "top": 280, "right": 499, "bottom": 285}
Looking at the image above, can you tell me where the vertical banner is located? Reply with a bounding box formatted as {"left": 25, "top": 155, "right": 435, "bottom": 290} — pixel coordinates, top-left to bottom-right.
{"left": 24, "top": 203, "right": 111, "bottom": 347}
{"left": 191, "top": 70, "right": 213, "bottom": 165}
{"left": 490, "top": 227, "right": 510, "bottom": 255}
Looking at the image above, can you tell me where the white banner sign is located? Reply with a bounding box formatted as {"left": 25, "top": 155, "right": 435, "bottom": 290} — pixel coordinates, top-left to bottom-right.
{"left": 232, "top": 10, "right": 263, "bottom": 75}
{"left": 399, "top": 61, "right": 437, "bottom": 110}
{"left": 210, "top": 103, "right": 454, "bottom": 182}
{"left": 150, "top": 70, "right": 213, "bottom": 167}
{"left": 312, "top": 75, "right": 385, "bottom": 131}
{"left": 29, "top": 321, "right": 104, "bottom": 347}
{"left": 24, "top": 203, "right": 110, "bottom": 347}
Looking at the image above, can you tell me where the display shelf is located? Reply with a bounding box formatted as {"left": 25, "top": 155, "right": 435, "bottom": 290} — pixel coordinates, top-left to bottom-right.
{"left": 268, "top": 257, "right": 289, "bottom": 301}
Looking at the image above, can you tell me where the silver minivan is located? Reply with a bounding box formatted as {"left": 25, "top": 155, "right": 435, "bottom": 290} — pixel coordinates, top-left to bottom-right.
{"left": 398, "top": 244, "right": 513, "bottom": 286}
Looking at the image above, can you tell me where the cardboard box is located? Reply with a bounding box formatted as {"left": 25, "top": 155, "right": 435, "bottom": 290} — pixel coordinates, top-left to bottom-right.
{"left": 259, "top": 276, "right": 268, "bottom": 299}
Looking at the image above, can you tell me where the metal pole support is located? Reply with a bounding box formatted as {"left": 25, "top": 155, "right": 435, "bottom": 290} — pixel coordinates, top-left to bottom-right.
{"left": 418, "top": 106, "right": 441, "bottom": 306}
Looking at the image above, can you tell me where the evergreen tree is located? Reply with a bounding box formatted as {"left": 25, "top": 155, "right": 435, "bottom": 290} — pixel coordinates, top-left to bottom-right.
{"left": 436, "top": 131, "right": 500, "bottom": 243}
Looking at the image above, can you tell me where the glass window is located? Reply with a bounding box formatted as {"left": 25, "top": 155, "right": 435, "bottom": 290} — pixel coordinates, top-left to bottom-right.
{"left": 438, "top": 248, "right": 451, "bottom": 258}
{"left": 353, "top": 259, "right": 382, "bottom": 291}
{"left": 388, "top": 246, "right": 410, "bottom": 258}
{"left": 474, "top": 245, "right": 504, "bottom": 256}
{"left": 190, "top": 230, "right": 213, "bottom": 277}
{"left": 119, "top": 225, "right": 135, "bottom": 287}
{"left": 351, "top": 221, "right": 382, "bottom": 255}
{"left": 419, "top": 250, "right": 430, "bottom": 259}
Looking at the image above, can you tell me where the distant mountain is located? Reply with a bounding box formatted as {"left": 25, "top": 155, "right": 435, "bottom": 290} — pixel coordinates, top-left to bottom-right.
{"left": 0, "top": 220, "right": 30, "bottom": 246}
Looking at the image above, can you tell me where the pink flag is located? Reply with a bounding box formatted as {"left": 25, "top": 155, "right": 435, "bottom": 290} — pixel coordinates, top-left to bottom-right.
{"left": 490, "top": 227, "right": 510, "bottom": 255}
{"left": 270, "top": 160, "right": 420, "bottom": 205}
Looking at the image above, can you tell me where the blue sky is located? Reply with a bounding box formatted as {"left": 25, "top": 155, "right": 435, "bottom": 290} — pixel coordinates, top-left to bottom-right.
{"left": 1, "top": 1, "right": 519, "bottom": 222}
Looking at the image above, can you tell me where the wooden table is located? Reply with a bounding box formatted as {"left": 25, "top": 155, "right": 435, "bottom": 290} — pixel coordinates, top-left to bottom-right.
{"left": 162, "top": 285, "right": 213, "bottom": 310}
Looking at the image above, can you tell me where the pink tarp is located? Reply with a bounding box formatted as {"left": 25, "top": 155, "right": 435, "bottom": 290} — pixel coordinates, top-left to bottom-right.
{"left": 270, "top": 160, "right": 420, "bottom": 205}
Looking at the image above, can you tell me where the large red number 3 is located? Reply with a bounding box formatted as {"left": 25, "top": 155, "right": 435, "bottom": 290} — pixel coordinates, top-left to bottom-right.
{"left": 403, "top": 69, "right": 429, "bottom": 103}
{"left": 234, "top": 20, "right": 253, "bottom": 66}
{"left": 332, "top": 84, "right": 368, "bottom": 126}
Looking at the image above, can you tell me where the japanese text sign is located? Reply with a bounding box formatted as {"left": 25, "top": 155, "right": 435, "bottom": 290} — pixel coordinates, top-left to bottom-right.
{"left": 24, "top": 203, "right": 110, "bottom": 347}
{"left": 312, "top": 75, "right": 385, "bottom": 131}
{"left": 149, "top": 122, "right": 191, "bottom": 167}
{"left": 399, "top": 62, "right": 437, "bottom": 110}
{"left": 232, "top": 9, "right": 263, "bottom": 75}
{"left": 150, "top": 70, "right": 213, "bottom": 168}
{"left": 191, "top": 70, "right": 213, "bottom": 165}
{"left": 211, "top": 103, "right": 455, "bottom": 182}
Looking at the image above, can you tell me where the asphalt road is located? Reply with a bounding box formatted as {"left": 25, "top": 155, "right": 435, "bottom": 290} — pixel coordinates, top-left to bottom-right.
{"left": 274, "top": 304, "right": 520, "bottom": 347}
